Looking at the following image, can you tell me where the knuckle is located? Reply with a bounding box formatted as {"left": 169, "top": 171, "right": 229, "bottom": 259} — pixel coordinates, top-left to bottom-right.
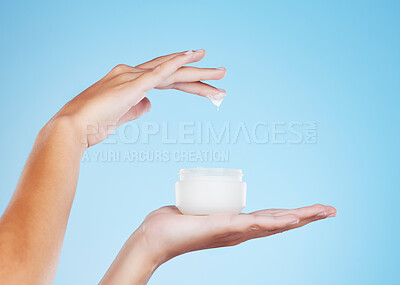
{"left": 177, "top": 53, "right": 188, "bottom": 59}
{"left": 150, "top": 65, "right": 169, "bottom": 81}
{"left": 286, "top": 214, "right": 298, "bottom": 223}
{"left": 249, "top": 223, "right": 261, "bottom": 231}
{"left": 313, "top": 204, "right": 325, "bottom": 213}
{"left": 151, "top": 65, "right": 163, "bottom": 75}
{"left": 248, "top": 215, "right": 261, "bottom": 231}
{"left": 112, "top": 64, "right": 129, "bottom": 74}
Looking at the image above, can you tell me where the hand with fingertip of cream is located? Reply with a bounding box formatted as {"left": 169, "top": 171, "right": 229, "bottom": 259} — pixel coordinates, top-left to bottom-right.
{"left": 49, "top": 49, "right": 227, "bottom": 147}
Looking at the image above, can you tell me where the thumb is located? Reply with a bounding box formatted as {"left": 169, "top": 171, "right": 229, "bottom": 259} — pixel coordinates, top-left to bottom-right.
{"left": 117, "top": 97, "right": 151, "bottom": 127}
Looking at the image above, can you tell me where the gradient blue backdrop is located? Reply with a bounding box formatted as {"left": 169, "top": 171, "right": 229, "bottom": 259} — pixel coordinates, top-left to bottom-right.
{"left": 1, "top": 0, "right": 399, "bottom": 284}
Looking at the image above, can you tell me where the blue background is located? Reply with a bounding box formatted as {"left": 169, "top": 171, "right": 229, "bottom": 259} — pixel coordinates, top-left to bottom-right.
{"left": 1, "top": 0, "right": 399, "bottom": 284}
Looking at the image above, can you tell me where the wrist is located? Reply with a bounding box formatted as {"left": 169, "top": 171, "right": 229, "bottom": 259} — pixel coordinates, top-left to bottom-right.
{"left": 127, "top": 229, "right": 163, "bottom": 269}
{"left": 39, "top": 115, "right": 88, "bottom": 155}
{"left": 100, "top": 228, "right": 163, "bottom": 285}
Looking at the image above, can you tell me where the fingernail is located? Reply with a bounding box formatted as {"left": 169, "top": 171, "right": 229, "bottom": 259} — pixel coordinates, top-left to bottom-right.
{"left": 317, "top": 212, "right": 327, "bottom": 217}
{"left": 289, "top": 219, "right": 299, "bottom": 226}
{"left": 194, "top": 49, "right": 205, "bottom": 53}
{"left": 216, "top": 67, "right": 225, "bottom": 70}
{"left": 184, "top": 50, "right": 193, "bottom": 55}
{"left": 217, "top": 88, "right": 226, "bottom": 93}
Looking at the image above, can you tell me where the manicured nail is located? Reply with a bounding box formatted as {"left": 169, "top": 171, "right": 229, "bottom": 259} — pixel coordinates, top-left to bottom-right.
{"left": 217, "top": 88, "right": 226, "bottom": 93}
{"left": 194, "top": 49, "right": 205, "bottom": 53}
{"left": 216, "top": 67, "right": 225, "bottom": 70}
{"left": 317, "top": 212, "right": 327, "bottom": 217}
{"left": 289, "top": 219, "right": 299, "bottom": 226}
{"left": 184, "top": 50, "right": 193, "bottom": 55}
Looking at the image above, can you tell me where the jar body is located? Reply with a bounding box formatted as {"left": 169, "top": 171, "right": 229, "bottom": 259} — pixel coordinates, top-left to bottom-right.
{"left": 175, "top": 168, "right": 246, "bottom": 215}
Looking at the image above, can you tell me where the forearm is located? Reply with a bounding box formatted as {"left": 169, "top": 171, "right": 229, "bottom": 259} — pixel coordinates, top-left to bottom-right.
{"left": 0, "top": 116, "right": 86, "bottom": 284}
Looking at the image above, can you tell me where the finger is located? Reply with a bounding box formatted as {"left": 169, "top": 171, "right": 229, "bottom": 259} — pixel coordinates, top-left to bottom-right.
{"left": 228, "top": 213, "right": 299, "bottom": 233}
{"left": 225, "top": 206, "right": 337, "bottom": 247}
{"left": 233, "top": 210, "right": 335, "bottom": 246}
{"left": 116, "top": 97, "right": 151, "bottom": 127}
{"left": 257, "top": 207, "right": 337, "bottom": 237}
{"left": 257, "top": 212, "right": 335, "bottom": 240}
{"left": 273, "top": 204, "right": 336, "bottom": 219}
{"left": 253, "top": 214, "right": 300, "bottom": 231}
{"left": 126, "top": 50, "right": 205, "bottom": 105}
{"left": 164, "top": 81, "right": 226, "bottom": 98}
{"left": 136, "top": 49, "right": 206, "bottom": 69}
{"left": 251, "top": 204, "right": 335, "bottom": 219}
{"left": 285, "top": 212, "right": 332, "bottom": 230}
{"left": 111, "top": 66, "right": 226, "bottom": 88}
{"left": 247, "top": 209, "right": 283, "bottom": 215}
{"left": 250, "top": 205, "right": 326, "bottom": 216}
{"left": 158, "top": 66, "right": 226, "bottom": 87}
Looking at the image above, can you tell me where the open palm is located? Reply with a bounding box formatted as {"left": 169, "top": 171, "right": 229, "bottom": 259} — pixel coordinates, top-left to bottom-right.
{"left": 140, "top": 204, "right": 337, "bottom": 262}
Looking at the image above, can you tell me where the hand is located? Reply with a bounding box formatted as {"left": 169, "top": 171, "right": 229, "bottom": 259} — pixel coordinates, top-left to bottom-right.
{"left": 0, "top": 50, "right": 227, "bottom": 285}
{"left": 141, "top": 204, "right": 337, "bottom": 261}
{"left": 49, "top": 49, "right": 226, "bottom": 147}
{"left": 100, "top": 204, "right": 336, "bottom": 285}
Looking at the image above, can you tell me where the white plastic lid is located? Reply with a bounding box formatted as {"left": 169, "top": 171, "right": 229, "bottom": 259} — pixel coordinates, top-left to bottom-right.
{"left": 178, "top": 167, "right": 243, "bottom": 182}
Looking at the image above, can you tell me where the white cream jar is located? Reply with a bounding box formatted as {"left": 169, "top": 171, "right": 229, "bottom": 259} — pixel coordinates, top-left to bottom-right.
{"left": 175, "top": 168, "right": 246, "bottom": 215}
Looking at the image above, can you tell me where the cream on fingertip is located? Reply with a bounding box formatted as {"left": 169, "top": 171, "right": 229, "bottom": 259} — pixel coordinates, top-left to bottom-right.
{"left": 206, "top": 92, "right": 226, "bottom": 111}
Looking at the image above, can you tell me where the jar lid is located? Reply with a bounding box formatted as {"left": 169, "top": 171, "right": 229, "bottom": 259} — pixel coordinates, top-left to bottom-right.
{"left": 178, "top": 167, "right": 243, "bottom": 181}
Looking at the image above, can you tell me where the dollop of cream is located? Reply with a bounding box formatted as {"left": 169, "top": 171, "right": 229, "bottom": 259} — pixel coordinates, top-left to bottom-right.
{"left": 206, "top": 93, "right": 226, "bottom": 111}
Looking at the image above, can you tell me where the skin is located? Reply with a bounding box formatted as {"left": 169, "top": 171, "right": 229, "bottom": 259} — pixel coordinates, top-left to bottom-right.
{"left": 0, "top": 49, "right": 337, "bottom": 285}
{"left": 99, "top": 205, "right": 336, "bottom": 285}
